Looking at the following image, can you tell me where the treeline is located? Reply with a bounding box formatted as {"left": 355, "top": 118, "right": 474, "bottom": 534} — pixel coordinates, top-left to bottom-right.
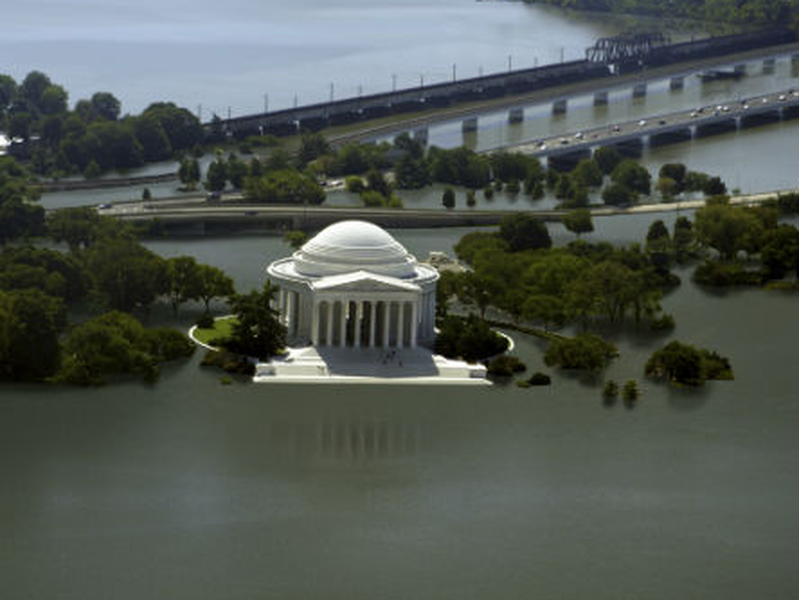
{"left": 0, "top": 70, "right": 203, "bottom": 178}
{"left": 0, "top": 158, "right": 237, "bottom": 385}
{"left": 441, "top": 213, "right": 739, "bottom": 386}
{"left": 690, "top": 196, "right": 799, "bottom": 286}
{"left": 523, "top": 0, "right": 798, "bottom": 27}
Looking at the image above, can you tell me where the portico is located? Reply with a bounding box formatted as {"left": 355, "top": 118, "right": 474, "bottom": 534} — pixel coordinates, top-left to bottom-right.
{"left": 267, "top": 221, "right": 439, "bottom": 349}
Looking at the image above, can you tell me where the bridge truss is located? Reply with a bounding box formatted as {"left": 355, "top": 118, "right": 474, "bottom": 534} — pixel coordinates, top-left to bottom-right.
{"left": 586, "top": 32, "right": 671, "bottom": 69}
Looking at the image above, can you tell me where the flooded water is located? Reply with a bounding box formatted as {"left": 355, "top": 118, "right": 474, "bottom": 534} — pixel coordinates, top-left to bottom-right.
{"left": 3, "top": 221, "right": 799, "bottom": 600}
{"left": 4, "top": 3, "right": 799, "bottom": 599}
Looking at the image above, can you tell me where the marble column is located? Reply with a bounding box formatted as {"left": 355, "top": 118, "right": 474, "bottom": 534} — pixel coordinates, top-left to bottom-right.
{"left": 382, "top": 302, "right": 391, "bottom": 349}
{"left": 326, "top": 302, "right": 333, "bottom": 347}
{"left": 354, "top": 301, "right": 363, "bottom": 348}
{"left": 410, "top": 301, "right": 418, "bottom": 348}
{"left": 311, "top": 301, "right": 320, "bottom": 346}
{"left": 339, "top": 299, "right": 347, "bottom": 347}
{"left": 369, "top": 302, "right": 377, "bottom": 348}
{"left": 397, "top": 301, "right": 405, "bottom": 348}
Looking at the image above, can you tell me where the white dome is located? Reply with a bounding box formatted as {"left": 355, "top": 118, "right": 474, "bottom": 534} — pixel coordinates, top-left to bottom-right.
{"left": 293, "top": 220, "right": 417, "bottom": 278}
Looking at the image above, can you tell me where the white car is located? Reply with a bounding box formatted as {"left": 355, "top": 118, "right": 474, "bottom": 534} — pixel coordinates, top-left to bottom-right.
{"left": 574, "top": 132, "right": 584, "bottom": 140}
{"left": 778, "top": 94, "right": 787, "bottom": 102}
{"left": 637, "top": 119, "right": 647, "bottom": 127}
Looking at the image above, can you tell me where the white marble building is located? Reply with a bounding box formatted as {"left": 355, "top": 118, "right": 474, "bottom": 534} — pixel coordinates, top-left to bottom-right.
{"left": 267, "top": 220, "right": 439, "bottom": 350}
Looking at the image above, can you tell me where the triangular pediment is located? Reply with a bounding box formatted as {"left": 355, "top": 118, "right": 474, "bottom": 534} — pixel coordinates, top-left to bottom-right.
{"left": 312, "top": 270, "right": 419, "bottom": 293}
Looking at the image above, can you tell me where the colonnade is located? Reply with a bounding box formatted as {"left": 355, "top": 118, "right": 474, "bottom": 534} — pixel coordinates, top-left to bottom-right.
{"left": 312, "top": 298, "right": 418, "bottom": 349}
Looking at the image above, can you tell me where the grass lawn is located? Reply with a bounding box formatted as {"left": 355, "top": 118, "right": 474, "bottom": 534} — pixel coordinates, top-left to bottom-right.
{"left": 193, "top": 316, "right": 237, "bottom": 347}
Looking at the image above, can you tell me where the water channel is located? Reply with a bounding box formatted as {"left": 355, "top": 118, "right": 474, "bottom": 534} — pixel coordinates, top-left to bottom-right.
{"left": 3, "top": 2, "right": 799, "bottom": 598}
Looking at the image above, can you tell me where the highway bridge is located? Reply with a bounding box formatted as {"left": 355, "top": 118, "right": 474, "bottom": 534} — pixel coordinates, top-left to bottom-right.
{"left": 210, "top": 28, "right": 795, "bottom": 144}
{"left": 513, "top": 87, "right": 799, "bottom": 169}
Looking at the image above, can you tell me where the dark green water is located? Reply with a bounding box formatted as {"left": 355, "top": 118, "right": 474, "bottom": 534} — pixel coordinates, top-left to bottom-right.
{"left": 2, "top": 221, "right": 798, "bottom": 599}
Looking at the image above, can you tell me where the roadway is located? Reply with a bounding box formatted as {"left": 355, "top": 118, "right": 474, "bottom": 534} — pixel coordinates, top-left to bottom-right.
{"left": 514, "top": 87, "right": 799, "bottom": 159}
{"left": 326, "top": 40, "right": 799, "bottom": 147}
{"left": 100, "top": 187, "right": 790, "bottom": 233}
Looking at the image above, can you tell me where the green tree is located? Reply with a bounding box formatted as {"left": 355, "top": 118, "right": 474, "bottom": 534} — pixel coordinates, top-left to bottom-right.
{"left": 611, "top": 160, "right": 651, "bottom": 196}
{"left": 544, "top": 334, "right": 617, "bottom": 373}
{"left": 284, "top": 230, "right": 309, "bottom": 249}
{"left": 0, "top": 288, "right": 66, "bottom": 381}
{"left": 227, "top": 282, "right": 287, "bottom": 360}
{"left": 166, "top": 256, "right": 203, "bottom": 316}
{"left": 20, "top": 70, "right": 52, "bottom": 109}
{"left": 601, "top": 182, "right": 635, "bottom": 206}
{"left": 593, "top": 146, "right": 623, "bottom": 175}
{"left": 196, "top": 264, "right": 235, "bottom": 312}
{"left": 442, "top": 187, "right": 456, "bottom": 209}
{"left": 562, "top": 209, "right": 594, "bottom": 237}
{"left": 205, "top": 159, "right": 227, "bottom": 192}
{"left": 133, "top": 115, "right": 173, "bottom": 161}
{"left": 645, "top": 341, "right": 705, "bottom": 386}
{"left": 243, "top": 170, "right": 325, "bottom": 205}
{"left": 56, "top": 311, "right": 194, "bottom": 385}
{"left": 39, "top": 85, "right": 68, "bottom": 115}
{"left": 694, "top": 204, "right": 764, "bottom": 261}
{"left": 85, "top": 238, "right": 168, "bottom": 312}
{"left": 572, "top": 158, "right": 604, "bottom": 188}
{"left": 0, "top": 157, "right": 44, "bottom": 246}
{"left": 141, "top": 102, "right": 202, "bottom": 152}
{"left": 498, "top": 213, "right": 551, "bottom": 252}
{"left": 297, "top": 132, "right": 330, "bottom": 166}
{"left": 90, "top": 92, "right": 121, "bottom": 121}
{"left": 46, "top": 206, "right": 102, "bottom": 251}
{"left": 658, "top": 163, "right": 686, "bottom": 192}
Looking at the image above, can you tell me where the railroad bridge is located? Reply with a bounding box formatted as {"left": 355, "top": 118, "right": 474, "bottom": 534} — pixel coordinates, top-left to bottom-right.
{"left": 210, "top": 27, "right": 795, "bottom": 140}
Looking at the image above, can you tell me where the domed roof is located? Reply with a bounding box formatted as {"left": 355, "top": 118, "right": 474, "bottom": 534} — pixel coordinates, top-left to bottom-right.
{"left": 293, "top": 220, "right": 417, "bottom": 278}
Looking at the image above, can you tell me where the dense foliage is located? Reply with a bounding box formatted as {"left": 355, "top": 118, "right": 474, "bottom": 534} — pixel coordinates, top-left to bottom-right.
{"left": 645, "top": 341, "right": 734, "bottom": 386}
{"left": 523, "top": 0, "right": 798, "bottom": 26}
{"left": 434, "top": 314, "right": 509, "bottom": 362}
{"left": 1, "top": 71, "right": 202, "bottom": 177}
{"left": 226, "top": 282, "right": 287, "bottom": 360}
{"left": 544, "top": 334, "right": 618, "bottom": 373}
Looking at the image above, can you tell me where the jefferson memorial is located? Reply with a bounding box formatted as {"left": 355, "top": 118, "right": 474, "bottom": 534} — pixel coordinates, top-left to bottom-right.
{"left": 267, "top": 220, "right": 438, "bottom": 350}
{"left": 255, "top": 220, "right": 487, "bottom": 383}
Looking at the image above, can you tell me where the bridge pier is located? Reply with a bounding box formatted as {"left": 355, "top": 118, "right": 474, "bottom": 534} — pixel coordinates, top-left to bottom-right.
{"left": 593, "top": 91, "right": 608, "bottom": 106}
{"left": 462, "top": 117, "right": 478, "bottom": 133}
{"left": 782, "top": 104, "right": 799, "bottom": 120}
{"left": 734, "top": 63, "right": 747, "bottom": 75}
{"left": 669, "top": 77, "right": 684, "bottom": 91}
{"left": 508, "top": 108, "right": 524, "bottom": 124}
{"left": 763, "top": 57, "right": 776, "bottom": 73}
{"left": 412, "top": 128, "right": 429, "bottom": 146}
{"left": 552, "top": 99, "right": 568, "bottom": 115}
{"left": 695, "top": 118, "right": 737, "bottom": 138}
{"left": 740, "top": 109, "right": 780, "bottom": 128}
{"left": 610, "top": 138, "right": 644, "bottom": 158}
{"left": 649, "top": 128, "right": 692, "bottom": 148}
{"left": 632, "top": 82, "right": 647, "bottom": 99}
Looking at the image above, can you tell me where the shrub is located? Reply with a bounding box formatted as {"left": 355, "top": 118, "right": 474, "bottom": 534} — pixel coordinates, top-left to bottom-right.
{"left": 487, "top": 355, "right": 527, "bottom": 377}
{"left": 528, "top": 372, "right": 551, "bottom": 386}
{"left": 434, "top": 314, "right": 509, "bottom": 362}
{"left": 544, "top": 334, "right": 617, "bottom": 373}
{"left": 345, "top": 175, "right": 365, "bottom": 193}
{"left": 603, "top": 380, "right": 619, "bottom": 399}
{"left": 649, "top": 313, "right": 675, "bottom": 332}
{"left": 623, "top": 379, "right": 639, "bottom": 401}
